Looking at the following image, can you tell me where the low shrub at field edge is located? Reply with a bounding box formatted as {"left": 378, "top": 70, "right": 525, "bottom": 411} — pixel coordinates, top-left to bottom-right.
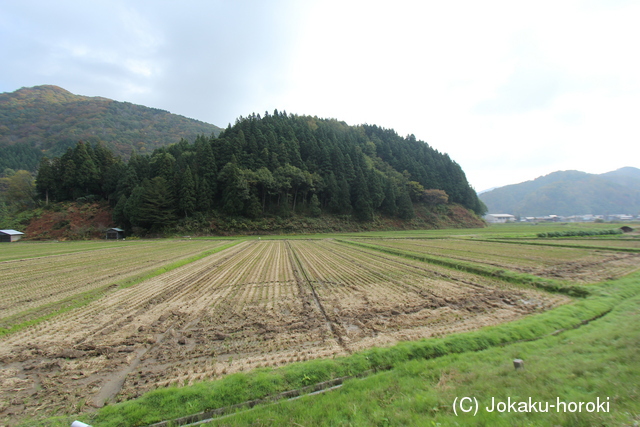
{"left": 537, "top": 229, "right": 623, "bottom": 238}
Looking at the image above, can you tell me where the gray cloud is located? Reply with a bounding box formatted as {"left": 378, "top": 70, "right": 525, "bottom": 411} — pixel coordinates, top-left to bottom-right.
{"left": 3, "top": 1, "right": 639, "bottom": 192}
{"left": 0, "top": 0, "right": 301, "bottom": 126}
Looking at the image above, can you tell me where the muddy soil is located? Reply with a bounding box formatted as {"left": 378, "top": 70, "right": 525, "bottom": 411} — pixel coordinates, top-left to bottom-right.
{"left": 526, "top": 252, "right": 640, "bottom": 283}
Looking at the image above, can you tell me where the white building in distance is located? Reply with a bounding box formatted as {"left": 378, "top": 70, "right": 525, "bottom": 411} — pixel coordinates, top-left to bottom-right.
{"left": 484, "top": 214, "right": 516, "bottom": 224}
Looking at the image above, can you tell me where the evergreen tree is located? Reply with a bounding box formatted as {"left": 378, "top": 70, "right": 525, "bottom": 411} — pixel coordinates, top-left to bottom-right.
{"left": 124, "top": 185, "right": 144, "bottom": 228}
{"left": 333, "top": 177, "right": 352, "bottom": 214}
{"left": 150, "top": 152, "right": 176, "bottom": 183}
{"left": 102, "top": 161, "right": 125, "bottom": 202}
{"left": 59, "top": 148, "right": 77, "bottom": 200}
{"left": 218, "top": 160, "right": 248, "bottom": 215}
{"left": 93, "top": 142, "right": 117, "bottom": 174}
{"left": 351, "top": 167, "right": 372, "bottom": 221}
{"left": 397, "top": 186, "right": 415, "bottom": 219}
{"left": 344, "top": 154, "right": 356, "bottom": 184}
{"left": 138, "top": 177, "right": 177, "bottom": 230}
{"left": 380, "top": 178, "right": 398, "bottom": 217}
{"left": 178, "top": 166, "right": 196, "bottom": 218}
{"left": 73, "top": 141, "right": 101, "bottom": 197}
{"left": 196, "top": 140, "right": 217, "bottom": 200}
{"left": 279, "top": 164, "right": 305, "bottom": 212}
{"left": 310, "top": 193, "right": 321, "bottom": 217}
{"left": 325, "top": 172, "right": 339, "bottom": 213}
{"left": 196, "top": 177, "right": 212, "bottom": 212}
{"left": 367, "top": 169, "right": 385, "bottom": 209}
{"left": 273, "top": 166, "right": 292, "bottom": 209}
{"left": 35, "top": 157, "right": 56, "bottom": 204}
{"left": 113, "top": 194, "right": 129, "bottom": 230}
{"left": 254, "top": 167, "right": 276, "bottom": 213}
{"left": 116, "top": 165, "right": 140, "bottom": 199}
{"left": 244, "top": 194, "right": 262, "bottom": 218}
{"left": 129, "top": 152, "right": 151, "bottom": 182}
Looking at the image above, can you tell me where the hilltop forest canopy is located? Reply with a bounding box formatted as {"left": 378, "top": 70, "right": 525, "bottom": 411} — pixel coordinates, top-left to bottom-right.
{"left": 35, "top": 111, "right": 485, "bottom": 231}
{"left": 0, "top": 85, "right": 222, "bottom": 171}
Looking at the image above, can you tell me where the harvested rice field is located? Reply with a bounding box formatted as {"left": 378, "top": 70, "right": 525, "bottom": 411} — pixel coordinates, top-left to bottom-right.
{"left": 3, "top": 235, "right": 630, "bottom": 425}
{"left": 361, "top": 238, "right": 640, "bottom": 283}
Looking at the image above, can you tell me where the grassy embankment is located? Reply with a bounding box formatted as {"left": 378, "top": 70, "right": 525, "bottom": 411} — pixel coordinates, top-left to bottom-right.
{"left": 34, "top": 224, "right": 640, "bottom": 427}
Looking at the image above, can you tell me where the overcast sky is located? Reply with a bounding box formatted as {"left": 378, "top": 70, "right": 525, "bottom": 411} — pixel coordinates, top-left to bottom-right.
{"left": 2, "top": 0, "right": 639, "bottom": 191}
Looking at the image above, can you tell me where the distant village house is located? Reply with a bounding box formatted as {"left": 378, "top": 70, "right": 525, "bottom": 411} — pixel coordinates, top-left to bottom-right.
{"left": 484, "top": 214, "right": 516, "bottom": 224}
{"left": 0, "top": 229, "right": 25, "bottom": 242}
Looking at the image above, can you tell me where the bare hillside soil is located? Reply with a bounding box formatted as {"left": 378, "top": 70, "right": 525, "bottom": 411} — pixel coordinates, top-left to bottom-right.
{"left": 25, "top": 202, "right": 114, "bottom": 240}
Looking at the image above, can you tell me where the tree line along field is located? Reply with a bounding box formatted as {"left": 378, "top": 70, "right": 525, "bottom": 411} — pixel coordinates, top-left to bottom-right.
{"left": 1, "top": 232, "right": 639, "bottom": 425}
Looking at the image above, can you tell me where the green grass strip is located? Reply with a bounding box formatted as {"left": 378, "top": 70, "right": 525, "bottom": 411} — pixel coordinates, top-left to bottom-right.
{"left": 336, "top": 239, "right": 590, "bottom": 298}
{"left": 0, "top": 285, "right": 116, "bottom": 338}
{"left": 0, "top": 241, "right": 242, "bottom": 338}
{"left": 44, "top": 271, "right": 640, "bottom": 427}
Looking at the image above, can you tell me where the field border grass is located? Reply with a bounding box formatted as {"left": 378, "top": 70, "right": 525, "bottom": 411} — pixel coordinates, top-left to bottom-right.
{"left": 0, "top": 241, "right": 241, "bottom": 338}
{"left": 335, "top": 239, "right": 590, "bottom": 297}
{"left": 51, "top": 269, "right": 640, "bottom": 427}
{"left": 0, "top": 284, "right": 117, "bottom": 338}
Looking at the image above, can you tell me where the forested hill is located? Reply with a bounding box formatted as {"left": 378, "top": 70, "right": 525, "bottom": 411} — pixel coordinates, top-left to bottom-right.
{"left": 0, "top": 85, "right": 222, "bottom": 171}
{"left": 479, "top": 167, "right": 640, "bottom": 216}
{"left": 33, "top": 112, "right": 485, "bottom": 232}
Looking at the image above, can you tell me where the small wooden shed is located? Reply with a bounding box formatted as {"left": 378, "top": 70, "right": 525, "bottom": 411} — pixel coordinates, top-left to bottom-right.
{"left": 0, "top": 229, "right": 25, "bottom": 242}
{"left": 106, "top": 228, "right": 125, "bottom": 240}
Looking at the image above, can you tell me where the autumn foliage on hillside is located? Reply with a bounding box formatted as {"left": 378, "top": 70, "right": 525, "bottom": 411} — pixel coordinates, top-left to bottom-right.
{"left": 0, "top": 85, "right": 222, "bottom": 171}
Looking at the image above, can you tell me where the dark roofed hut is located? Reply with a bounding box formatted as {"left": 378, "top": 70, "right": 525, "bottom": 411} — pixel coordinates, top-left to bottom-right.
{"left": 106, "top": 228, "right": 125, "bottom": 240}
{"left": 0, "top": 229, "right": 25, "bottom": 242}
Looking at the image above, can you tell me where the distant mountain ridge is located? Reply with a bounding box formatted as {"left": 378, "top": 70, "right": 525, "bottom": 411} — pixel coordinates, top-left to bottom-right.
{"left": 479, "top": 167, "right": 640, "bottom": 217}
{"left": 0, "top": 85, "right": 222, "bottom": 171}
